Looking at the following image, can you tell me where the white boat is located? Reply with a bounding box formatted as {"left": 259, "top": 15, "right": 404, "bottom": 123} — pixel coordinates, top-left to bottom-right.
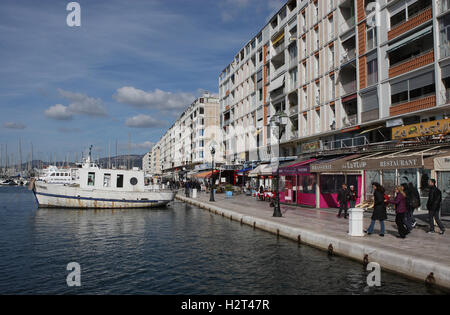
{"left": 31, "top": 155, "right": 176, "bottom": 209}
{"left": 0, "top": 179, "right": 18, "bottom": 186}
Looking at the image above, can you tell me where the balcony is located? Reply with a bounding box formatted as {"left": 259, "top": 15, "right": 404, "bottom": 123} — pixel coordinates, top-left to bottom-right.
{"left": 322, "top": 136, "right": 369, "bottom": 151}
{"left": 439, "top": 0, "right": 450, "bottom": 14}
{"left": 342, "top": 114, "right": 358, "bottom": 127}
{"left": 440, "top": 44, "right": 450, "bottom": 59}
{"left": 289, "top": 106, "right": 298, "bottom": 116}
{"left": 341, "top": 80, "right": 357, "bottom": 96}
{"left": 388, "top": 7, "right": 433, "bottom": 41}
{"left": 290, "top": 130, "right": 299, "bottom": 140}
{"left": 339, "top": 17, "right": 355, "bottom": 35}
{"left": 389, "top": 49, "right": 434, "bottom": 78}
{"left": 340, "top": 48, "right": 356, "bottom": 64}
{"left": 440, "top": 90, "right": 450, "bottom": 105}
{"left": 390, "top": 95, "right": 436, "bottom": 116}
{"left": 274, "top": 42, "right": 286, "bottom": 56}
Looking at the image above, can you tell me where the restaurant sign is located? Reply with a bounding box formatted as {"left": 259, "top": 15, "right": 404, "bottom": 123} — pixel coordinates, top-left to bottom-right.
{"left": 311, "top": 156, "right": 423, "bottom": 172}
{"left": 301, "top": 140, "right": 322, "bottom": 153}
{"left": 434, "top": 156, "right": 450, "bottom": 171}
{"left": 392, "top": 118, "right": 450, "bottom": 140}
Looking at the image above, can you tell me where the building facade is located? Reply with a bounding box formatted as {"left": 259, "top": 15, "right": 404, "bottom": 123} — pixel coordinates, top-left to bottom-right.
{"left": 218, "top": 0, "right": 450, "bottom": 208}
{"left": 150, "top": 92, "right": 223, "bottom": 178}
{"left": 218, "top": 0, "right": 450, "bottom": 161}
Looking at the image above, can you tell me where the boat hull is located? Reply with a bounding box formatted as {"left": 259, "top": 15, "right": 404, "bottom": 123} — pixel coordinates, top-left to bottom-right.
{"left": 33, "top": 183, "right": 176, "bottom": 209}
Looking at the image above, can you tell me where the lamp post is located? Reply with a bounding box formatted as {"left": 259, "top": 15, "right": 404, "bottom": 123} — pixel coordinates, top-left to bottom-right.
{"left": 270, "top": 111, "right": 288, "bottom": 218}
{"left": 209, "top": 140, "right": 217, "bottom": 202}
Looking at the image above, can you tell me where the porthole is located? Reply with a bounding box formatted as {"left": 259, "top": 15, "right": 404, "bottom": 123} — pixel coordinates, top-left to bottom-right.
{"left": 130, "top": 177, "right": 138, "bottom": 186}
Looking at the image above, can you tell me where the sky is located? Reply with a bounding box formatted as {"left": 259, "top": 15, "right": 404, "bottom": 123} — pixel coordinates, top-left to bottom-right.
{"left": 0, "top": 0, "right": 285, "bottom": 163}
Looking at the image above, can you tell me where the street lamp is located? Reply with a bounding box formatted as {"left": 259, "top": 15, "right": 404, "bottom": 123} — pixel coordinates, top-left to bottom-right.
{"left": 209, "top": 140, "right": 217, "bottom": 202}
{"left": 270, "top": 111, "right": 288, "bottom": 217}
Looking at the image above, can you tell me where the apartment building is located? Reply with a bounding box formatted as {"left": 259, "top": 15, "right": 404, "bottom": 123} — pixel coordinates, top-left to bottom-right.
{"left": 142, "top": 151, "right": 151, "bottom": 173}
{"left": 218, "top": 0, "right": 450, "bottom": 163}
{"left": 151, "top": 92, "right": 222, "bottom": 177}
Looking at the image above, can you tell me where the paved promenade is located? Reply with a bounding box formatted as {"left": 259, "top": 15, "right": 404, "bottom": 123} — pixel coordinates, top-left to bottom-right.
{"left": 176, "top": 191, "right": 450, "bottom": 290}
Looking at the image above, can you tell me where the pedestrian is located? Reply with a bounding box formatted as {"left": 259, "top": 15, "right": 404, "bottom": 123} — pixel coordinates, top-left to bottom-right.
{"left": 349, "top": 185, "right": 358, "bottom": 209}
{"left": 388, "top": 186, "right": 409, "bottom": 239}
{"left": 407, "top": 182, "right": 420, "bottom": 229}
{"left": 427, "top": 179, "right": 446, "bottom": 235}
{"left": 185, "top": 181, "right": 190, "bottom": 198}
{"left": 337, "top": 183, "right": 350, "bottom": 219}
{"left": 401, "top": 183, "right": 413, "bottom": 233}
{"left": 365, "top": 182, "right": 387, "bottom": 237}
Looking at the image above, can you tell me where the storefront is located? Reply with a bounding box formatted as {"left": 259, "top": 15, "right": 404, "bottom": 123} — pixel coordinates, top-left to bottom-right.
{"left": 248, "top": 164, "right": 273, "bottom": 190}
{"left": 426, "top": 152, "right": 450, "bottom": 213}
{"left": 277, "top": 159, "right": 317, "bottom": 207}
{"left": 310, "top": 155, "right": 363, "bottom": 208}
{"left": 309, "top": 149, "right": 448, "bottom": 210}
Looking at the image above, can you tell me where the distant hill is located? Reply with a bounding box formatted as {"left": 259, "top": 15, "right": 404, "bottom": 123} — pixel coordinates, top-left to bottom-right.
{"left": 2, "top": 155, "right": 144, "bottom": 171}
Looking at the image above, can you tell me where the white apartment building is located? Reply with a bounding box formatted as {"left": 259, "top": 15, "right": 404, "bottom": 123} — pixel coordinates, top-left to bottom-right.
{"left": 218, "top": 0, "right": 450, "bottom": 163}
{"left": 151, "top": 92, "right": 223, "bottom": 176}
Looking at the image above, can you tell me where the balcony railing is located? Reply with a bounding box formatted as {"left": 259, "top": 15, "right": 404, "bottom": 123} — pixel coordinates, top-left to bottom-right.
{"left": 341, "top": 80, "right": 357, "bottom": 95}
{"left": 439, "top": 0, "right": 450, "bottom": 14}
{"left": 342, "top": 114, "right": 358, "bottom": 127}
{"left": 290, "top": 131, "right": 299, "bottom": 140}
{"left": 339, "top": 17, "right": 355, "bottom": 34}
{"left": 440, "top": 44, "right": 450, "bottom": 59}
{"left": 322, "top": 136, "right": 369, "bottom": 151}
{"left": 274, "top": 42, "right": 285, "bottom": 56}
{"left": 389, "top": 49, "right": 434, "bottom": 78}
{"left": 289, "top": 106, "right": 298, "bottom": 116}
{"left": 340, "top": 48, "right": 356, "bottom": 64}
{"left": 388, "top": 6, "right": 433, "bottom": 41}
{"left": 440, "top": 90, "right": 450, "bottom": 105}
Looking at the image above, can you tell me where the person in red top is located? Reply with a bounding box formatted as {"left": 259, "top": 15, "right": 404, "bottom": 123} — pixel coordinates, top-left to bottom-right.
{"left": 388, "top": 186, "right": 408, "bottom": 239}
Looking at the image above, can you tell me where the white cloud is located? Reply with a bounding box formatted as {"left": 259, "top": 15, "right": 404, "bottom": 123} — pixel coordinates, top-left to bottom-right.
{"left": 119, "top": 141, "right": 155, "bottom": 151}
{"left": 114, "top": 87, "right": 195, "bottom": 111}
{"left": 44, "top": 104, "right": 73, "bottom": 121}
{"left": 3, "top": 121, "right": 26, "bottom": 129}
{"left": 58, "top": 89, "right": 107, "bottom": 117}
{"left": 219, "top": 0, "right": 284, "bottom": 22}
{"left": 125, "top": 114, "right": 167, "bottom": 128}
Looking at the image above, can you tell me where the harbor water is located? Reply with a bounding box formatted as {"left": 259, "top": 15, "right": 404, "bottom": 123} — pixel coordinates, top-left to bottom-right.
{"left": 0, "top": 187, "right": 444, "bottom": 295}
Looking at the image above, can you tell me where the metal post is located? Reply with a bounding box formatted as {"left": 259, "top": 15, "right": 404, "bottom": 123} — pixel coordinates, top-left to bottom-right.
{"left": 273, "top": 128, "right": 282, "bottom": 217}
{"left": 210, "top": 151, "right": 215, "bottom": 202}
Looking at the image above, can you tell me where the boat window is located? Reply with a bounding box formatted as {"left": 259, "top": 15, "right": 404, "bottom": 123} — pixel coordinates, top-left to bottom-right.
{"left": 88, "top": 172, "right": 95, "bottom": 186}
{"left": 117, "top": 174, "right": 124, "bottom": 188}
{"left": 50, "top": 173, "right": 55, "bottom": 177}
{"left": 104, "top": 174, "right": 111, "bottom": 187}
{"left": 130, "top": 177, "right": 138, "bottom": 186}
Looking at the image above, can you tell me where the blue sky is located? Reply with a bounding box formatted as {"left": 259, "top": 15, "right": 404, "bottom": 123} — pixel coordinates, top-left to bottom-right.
{"left": 0, "top": 0, "right": 284, "bottom": 162}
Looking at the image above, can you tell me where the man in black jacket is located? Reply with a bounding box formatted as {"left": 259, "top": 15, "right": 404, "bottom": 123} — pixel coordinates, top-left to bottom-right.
{"left": 337, "top": 184, "right": 350, "bottom": 219}
{"left": 427, "top": 179, "right": 445, "bottom": 235}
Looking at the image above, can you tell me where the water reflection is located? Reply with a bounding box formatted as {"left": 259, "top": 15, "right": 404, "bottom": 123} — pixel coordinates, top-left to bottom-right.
{"left": 0, "top": 188, "right": 446, "bottom": 295}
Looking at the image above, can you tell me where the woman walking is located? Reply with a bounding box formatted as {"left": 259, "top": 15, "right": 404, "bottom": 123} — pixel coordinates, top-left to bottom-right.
{"left": 388, "top": 186, "right": 409, "bottom": 239}
{"left": 365, "top": 182, "right": 387, "bottom": 237}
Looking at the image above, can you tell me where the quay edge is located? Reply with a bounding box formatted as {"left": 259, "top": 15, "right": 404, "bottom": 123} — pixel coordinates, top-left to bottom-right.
{"left": 176, "top": 195, "right": 450, "bottom": 291}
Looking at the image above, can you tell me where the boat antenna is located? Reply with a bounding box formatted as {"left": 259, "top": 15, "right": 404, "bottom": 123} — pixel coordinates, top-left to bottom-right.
{"left": 89, "top": 145, "right": 93, "bottom": 162}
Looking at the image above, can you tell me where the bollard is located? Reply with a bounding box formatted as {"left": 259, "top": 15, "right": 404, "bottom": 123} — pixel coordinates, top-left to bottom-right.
{"left": 192, "top": 188, "right": 197, "bottom": 199}
{"left": 348, "top": 208, "right": 365, "bottom": 237}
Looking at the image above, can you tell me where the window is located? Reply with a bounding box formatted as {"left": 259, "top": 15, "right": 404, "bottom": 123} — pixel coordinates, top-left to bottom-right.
{"left": 103, "top": 174, "right": 111, "bottom": 187}
{"left": 366, "top": 53, "right": 378, "bottom": 86}
{"left": 391, "top": 71, "right": 435, "bottom": 105}
{"left": 367, "top": 26, "right": 377, "bottom": 51}
{"left": 199, "top": 107, "right": 204, "bottom": 115}
{"left": 88, "top": 172, "right": 95, "bottom": 186}
{"left": 117, "top": 174, "right": 124, "bottom": 188}
{"left": 390, "top": 10, "right": 406, "bottom": 28}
